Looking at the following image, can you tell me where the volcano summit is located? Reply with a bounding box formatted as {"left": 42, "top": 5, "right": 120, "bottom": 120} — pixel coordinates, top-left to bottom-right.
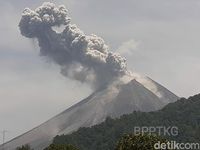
{"left": 0, "top": 2, "right": 178, "bottom": 150}
{"left": 1, "top": 74, "right": 178, "bottom": 150}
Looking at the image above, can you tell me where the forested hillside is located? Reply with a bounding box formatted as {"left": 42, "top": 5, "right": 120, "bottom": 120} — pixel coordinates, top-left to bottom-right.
{"left": 53, "top": 94, "right": 200, "bottom": 150}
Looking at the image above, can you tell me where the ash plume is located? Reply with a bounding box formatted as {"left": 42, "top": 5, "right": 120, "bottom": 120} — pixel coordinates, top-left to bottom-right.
{"left": 19, "top": 2, "right": 128, "bottom": 89}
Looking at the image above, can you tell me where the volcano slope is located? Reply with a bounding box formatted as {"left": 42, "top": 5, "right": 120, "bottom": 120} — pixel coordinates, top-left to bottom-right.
{"left": 1, "top": 76, "right": 178, "bottom": 150}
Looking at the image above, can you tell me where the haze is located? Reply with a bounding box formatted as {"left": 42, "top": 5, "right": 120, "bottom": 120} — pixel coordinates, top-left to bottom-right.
{"left": 0, "top": 0, "right": 200, "bottom": 142}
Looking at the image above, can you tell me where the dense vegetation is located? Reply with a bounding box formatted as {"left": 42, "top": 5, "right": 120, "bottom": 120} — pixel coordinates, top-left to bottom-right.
{"left": 16, "top": 144, "right": 78, "bottom": 150}
{"left": 53, "top": 94, "right": 200, "bottom": 150}
{"left": 16, "top": 134, "right": 169, "bottom": 150}
{"left": 115, "top": 134, "right": 170, "bottom": 150}
{"left": 16, "top": 144, "right": 33, "bottom": 150}
{"left": 43, "top": 144, "right": 79, "bottom": 150}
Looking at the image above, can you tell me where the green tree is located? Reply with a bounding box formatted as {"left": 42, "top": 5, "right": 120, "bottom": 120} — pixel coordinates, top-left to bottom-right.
{"left": 16, "top": 144, "right": 33, "bottom": 150}
{"left": 115, "top": 134, "right": 171, "bottom": 150}
{"left": 43, "top": 144, "right": 79, "bottom": 150}
{"left": 53, "top": 94, "right": 200, "bottom": 149}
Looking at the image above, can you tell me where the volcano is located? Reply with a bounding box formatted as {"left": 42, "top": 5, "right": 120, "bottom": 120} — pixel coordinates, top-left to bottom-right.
{"left": 1, "top": 74, "right": 178, "bottom": 150}
{"left": 2, "top": 3, "right": 179, "bottom": 149}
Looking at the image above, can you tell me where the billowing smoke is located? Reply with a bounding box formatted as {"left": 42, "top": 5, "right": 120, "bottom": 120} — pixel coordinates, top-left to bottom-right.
{"left": 19, "top": 2, "right": 128, "bottom": 89}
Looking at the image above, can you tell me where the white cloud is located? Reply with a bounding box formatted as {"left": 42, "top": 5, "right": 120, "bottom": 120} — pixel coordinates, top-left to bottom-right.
{"left": 1, "top": 0, "right": 200, "bottom": 142}
{"left": 117, "top": 39, "right": 140, "bottom": 55}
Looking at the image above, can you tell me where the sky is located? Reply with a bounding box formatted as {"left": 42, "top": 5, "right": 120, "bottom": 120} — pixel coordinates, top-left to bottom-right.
{"left": 0, "top": 0, "right": 200, "bottom": 142}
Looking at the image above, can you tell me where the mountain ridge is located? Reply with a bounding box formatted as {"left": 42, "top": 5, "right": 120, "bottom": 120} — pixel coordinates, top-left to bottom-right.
{"left": 0, "top": 75, "right": 178, "bottom": 150}
{"left": 53, "top": 93, "right": 200, "bottom": 150}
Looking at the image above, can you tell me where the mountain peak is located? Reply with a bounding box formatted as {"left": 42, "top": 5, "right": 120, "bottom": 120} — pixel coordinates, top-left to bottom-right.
{"left": 1, "top": 74, "right": 178, "bottom": 150}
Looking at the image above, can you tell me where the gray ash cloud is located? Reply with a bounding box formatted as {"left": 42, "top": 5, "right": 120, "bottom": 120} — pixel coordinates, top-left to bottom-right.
{"left": 19, "top": 2, "right": 128, "bottom": 89}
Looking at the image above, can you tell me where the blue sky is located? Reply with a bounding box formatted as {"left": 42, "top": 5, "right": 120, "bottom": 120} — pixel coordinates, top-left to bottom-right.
{"left": 0, "top": 0, "right": 200, "bottom": 142}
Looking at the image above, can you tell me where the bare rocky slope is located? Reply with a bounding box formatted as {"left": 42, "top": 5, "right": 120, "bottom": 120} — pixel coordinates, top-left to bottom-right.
{"left": 1, "top": 75, "right": 178, "bottom": 150}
